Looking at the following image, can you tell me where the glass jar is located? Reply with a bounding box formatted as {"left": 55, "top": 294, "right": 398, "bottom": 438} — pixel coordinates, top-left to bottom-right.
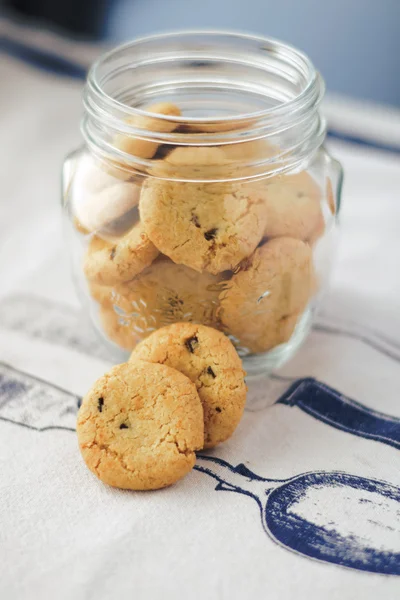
{"left": 62, "top": 32, "right": 343, "bottom": 377}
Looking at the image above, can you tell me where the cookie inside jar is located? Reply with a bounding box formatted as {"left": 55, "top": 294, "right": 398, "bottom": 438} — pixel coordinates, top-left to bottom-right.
{"left": 64, "top": 32, "right": 341, "bottom": 376}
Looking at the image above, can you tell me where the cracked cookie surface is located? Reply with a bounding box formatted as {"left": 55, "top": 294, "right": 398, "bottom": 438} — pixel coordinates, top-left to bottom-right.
{"left": 219, "top": 237, "right": 313, "bottom": 353}
{"left": 77, "top": 361, "right": 204, "bottom": 490}
{"left": 83, "top": 222, "right": 159, "bottom": 286}
{"left": 139, "top": 178, "right": 268, "bottom": 274}
{"left": 130, "top": 323, "right": 247, "bottom": 448}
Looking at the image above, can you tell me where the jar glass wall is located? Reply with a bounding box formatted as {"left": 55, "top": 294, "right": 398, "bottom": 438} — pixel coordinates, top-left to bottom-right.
{"left": 62, "top": 32, "right": 343, "bottom": 377}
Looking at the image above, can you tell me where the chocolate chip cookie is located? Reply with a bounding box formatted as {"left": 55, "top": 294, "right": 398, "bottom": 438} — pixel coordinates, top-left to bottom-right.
{"left": 115, "top": 102, "right": 181, "bottom": 160}
{"left": 219, "top": 237, "right": 314, "bottom": 353}
{"left": 263, "top": 171, "right": 324, "bottom": 241}
{"left": 111, "top": 257, "right": 226, "bottom": 339}
{"left": 140, "top": 178, "right": 268, "bottom": 274}
{"left": 130, "top": 323, "right": 246, "bottom": 448}
{"left": 77, "top": 361, "right": 204, "bottom": 490}
{"left": 83, "top": 222, "right": 159, "bottom": 286}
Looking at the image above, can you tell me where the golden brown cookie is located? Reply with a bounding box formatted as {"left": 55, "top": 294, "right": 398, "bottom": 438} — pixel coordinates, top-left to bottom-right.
{"left": 178, "top": 118, "right": 251, "bottom": 134}
{"left": 263, "top": 171, "right": 323, "bottom": 241}
{"left": 111, "top": 257, "right": 226, "bottom": 339}
{"left": 219, "top": 237, "right": 313, "bottom": 353}
{"left": 326, "top": 177, "right": 336, "bottom": 215}
{"left": 130, "top": 323, "right": 246, "bottom": 448}
{"left": 83, "top": 222, "right": 159, "bottom": 286}
{"left": 99, "top": 304, "right": 140, "bottom": 351}
{"left": 151, "top": 146, "right": 229, "bottom": 179}
{"left": 114, "top": 102, "right": 181, "bottom": 160}
{"left": 88, "top": 281, "right": 113, "bottom": 306}
{"left": 221, "top": 138, "right": 278, "bottom": 163}
{"left": 308, "top": 211, "right": 326, "bottom": 246}
{"left": 73, "top": 216, "right": 90, "bottom": 235}
{"left": 77, "top": 361, "right": 204, "bottom": 490}
{"left": 140, "top": 178, "right": 268, "bottom": 274}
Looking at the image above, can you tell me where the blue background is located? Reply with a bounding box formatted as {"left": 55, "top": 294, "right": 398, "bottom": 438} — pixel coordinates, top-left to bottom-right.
{"left": 106, "top": 0, "right": 400, "bottom": 107}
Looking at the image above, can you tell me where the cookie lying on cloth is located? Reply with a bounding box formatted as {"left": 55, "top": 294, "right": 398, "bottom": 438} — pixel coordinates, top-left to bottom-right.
{"left": 77, "top": 323, "right": 247, "bottom": 490}
{"left": 77, "top": 361, "right": 204, "bottom": 490}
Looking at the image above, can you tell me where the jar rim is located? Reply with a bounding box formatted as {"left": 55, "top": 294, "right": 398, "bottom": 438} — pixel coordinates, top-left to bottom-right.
{"left": 87, "top": 29, "right": 320, "bottom": 125}
{"left": 83, "top": 30, "right": 325, "bottom": 181}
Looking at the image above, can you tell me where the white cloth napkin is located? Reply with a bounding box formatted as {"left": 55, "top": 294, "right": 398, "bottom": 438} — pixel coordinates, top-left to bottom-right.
{"left": 1, "top": 32, "right": 400, "bottom": 600}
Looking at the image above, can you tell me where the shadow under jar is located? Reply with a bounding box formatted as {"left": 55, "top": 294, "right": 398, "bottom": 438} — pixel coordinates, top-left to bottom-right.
{"left": 62, "top": 31, "right": 343, "bottom": 377}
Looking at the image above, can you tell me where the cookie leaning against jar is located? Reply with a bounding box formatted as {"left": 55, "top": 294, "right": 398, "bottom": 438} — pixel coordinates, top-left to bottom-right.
{"left": 77, "top": 361, "right": 204, "bottom": 490}
{"left": 218, "top": 237, "right": 314, "bottom": 353}
{"left": 109, "top": 256, "right": 228, "bottom": 340}
{"left": 130, "top": 323, "right": 247, "bottom": 448}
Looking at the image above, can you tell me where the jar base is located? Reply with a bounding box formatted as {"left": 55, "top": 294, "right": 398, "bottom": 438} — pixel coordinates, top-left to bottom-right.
{"left": 91, "top": 303, "right": 313, "bottom": 382}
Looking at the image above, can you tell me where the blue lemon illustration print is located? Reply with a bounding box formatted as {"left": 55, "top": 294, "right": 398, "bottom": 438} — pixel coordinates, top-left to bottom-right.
{"left": 1, "top": 361, "right": 400, "bottom": 575}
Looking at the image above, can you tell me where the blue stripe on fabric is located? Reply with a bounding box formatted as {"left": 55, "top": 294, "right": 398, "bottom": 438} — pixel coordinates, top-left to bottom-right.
{"left": 1, "top": 37, "right": 87, "bottom": 80}
{"left": 327, "top": 129, "right": 400, "bottom": 155}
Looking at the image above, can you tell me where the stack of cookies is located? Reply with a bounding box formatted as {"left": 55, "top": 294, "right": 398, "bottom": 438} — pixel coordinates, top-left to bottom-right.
{"left": 77, "top": 323, "right": 247, "bottom": 490}
{"left": 72, "top": 102, "right": 329, "bottom": 356}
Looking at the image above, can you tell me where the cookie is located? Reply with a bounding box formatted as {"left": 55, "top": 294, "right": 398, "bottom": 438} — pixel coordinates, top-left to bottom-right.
{"left": 70, "top": 155, "right": 123, "bottom": 233}
{"left": 130, "top": 323, "right": 247, "bottom": 448}
{"left": 111, "top": 257, "right": 225, "bottom": 338}
{"left": 263, "top": 171, "right": 323, "bottom": 241}
{"left": 178, "top": 118, "right": 251, "bottom": 134}
{"left": 73, "top": 182, "right": 140, "bottom": 234}
{"left": 219, "top": 237, "right": 313, "bottom": 353}
{"left": 77, "top": 361, "right": 204, "bottom": 490}
{"left": 114, "top": 102, "right": 181, "bottom": 161}
{"left": 308, "top": 211, "right": 326, "bottom": 246}
{"left": 222, "top": 139, "right": 278, "bottom": 163}
{"left": 151, "top": 146, "right": 230, "bottom": 179}
{"left": 326, "top": 176, "right": 336, "bottom": 215}
{"left": 88, "top": 281, "right": 113, "bottom": 306}
{"left": 99, "top": 304, "right": 140, "bottom": 351}
{"left": 140, "top": 178, "right": 268, "bottom": 274}
{"left": 73, "top": 216, "right": 90, "bottom": 235}
{"left": 83, "top": 222, "right": 159, "bottom": 286}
